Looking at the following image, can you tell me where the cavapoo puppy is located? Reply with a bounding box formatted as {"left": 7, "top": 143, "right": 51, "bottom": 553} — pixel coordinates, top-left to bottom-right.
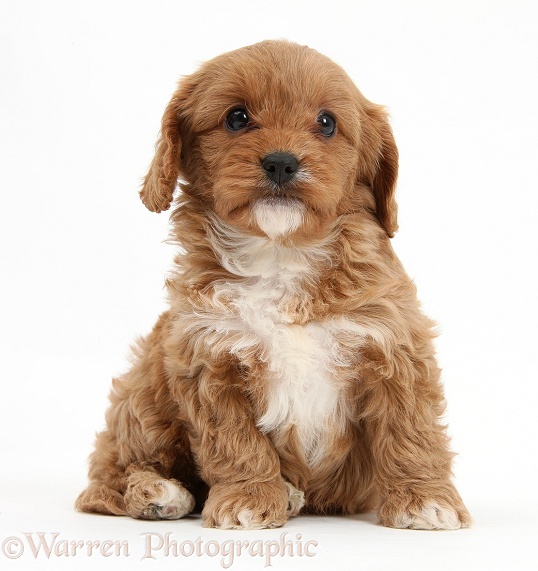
{"left": 76, "top": 40, "right": 471, "bottom": 530}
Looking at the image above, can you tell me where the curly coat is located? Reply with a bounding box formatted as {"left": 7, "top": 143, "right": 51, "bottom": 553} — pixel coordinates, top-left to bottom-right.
{"left": 76, "top": 40, "right": 470, "bottom": 530}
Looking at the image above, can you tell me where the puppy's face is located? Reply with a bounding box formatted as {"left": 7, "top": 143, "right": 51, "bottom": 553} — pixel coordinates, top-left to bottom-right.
{"left": 141, "top": 41, "right": 398, "bottom": 240}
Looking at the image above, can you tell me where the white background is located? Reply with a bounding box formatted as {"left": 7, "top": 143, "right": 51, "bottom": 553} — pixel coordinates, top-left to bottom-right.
{"left": 1, "top": 0, "right": 537, "bottom": 569}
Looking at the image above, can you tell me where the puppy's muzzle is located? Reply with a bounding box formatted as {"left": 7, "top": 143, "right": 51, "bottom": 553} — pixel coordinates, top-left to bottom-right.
{"left": 262, "top": 152, "right": 300, "bottom": 186}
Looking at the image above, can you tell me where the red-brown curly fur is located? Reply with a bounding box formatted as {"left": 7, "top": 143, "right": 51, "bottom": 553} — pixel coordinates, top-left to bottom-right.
{"left": 76, "top": 40, "right": 471, "bottom": 530}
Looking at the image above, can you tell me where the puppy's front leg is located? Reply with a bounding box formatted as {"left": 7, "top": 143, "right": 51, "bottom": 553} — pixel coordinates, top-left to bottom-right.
{"left": 358, "top": 346, "right": 471, "bottom": 530}
{"left": 182, "top": 366, "right": 289, "bottom": 530}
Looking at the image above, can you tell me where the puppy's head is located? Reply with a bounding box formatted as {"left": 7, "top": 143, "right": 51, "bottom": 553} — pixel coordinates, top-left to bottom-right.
{"left": 140, "top": 40, "right": 398, "bottom": 239}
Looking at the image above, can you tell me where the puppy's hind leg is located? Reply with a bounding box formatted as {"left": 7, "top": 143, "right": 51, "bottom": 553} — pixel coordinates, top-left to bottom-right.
{"left": 76, "top": 466, "right": 196, "bottom": 520}
{"left": 75, "top": 422, "right": 197, "bottom": 520}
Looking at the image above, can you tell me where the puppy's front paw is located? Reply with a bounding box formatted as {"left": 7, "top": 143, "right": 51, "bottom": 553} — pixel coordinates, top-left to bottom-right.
{"left": 124, "top": 475, "right": 195, "bottom": 520}
{"left": 202, "top": 481, "right": 289, "bottom": 530}
{"left": 378, "top": 488, "right": 471, "bottom": 530}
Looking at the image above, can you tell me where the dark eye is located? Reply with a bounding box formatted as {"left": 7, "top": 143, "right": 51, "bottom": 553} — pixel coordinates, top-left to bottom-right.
{"left": 226, "top": 107, "right": 250, "bottom": 132}
{"left": 317, "top": 112, "right": 336, "bottom": 137}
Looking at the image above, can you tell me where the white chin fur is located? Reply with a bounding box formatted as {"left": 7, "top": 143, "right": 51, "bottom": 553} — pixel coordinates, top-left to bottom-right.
{"left": 252, "top": 198, "right": 305, "bottom": 239}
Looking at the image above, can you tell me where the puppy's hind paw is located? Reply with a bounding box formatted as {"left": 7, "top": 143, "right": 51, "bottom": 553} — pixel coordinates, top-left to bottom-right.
{"left": 124, "top": 475, "right": 195, "bottom": 520}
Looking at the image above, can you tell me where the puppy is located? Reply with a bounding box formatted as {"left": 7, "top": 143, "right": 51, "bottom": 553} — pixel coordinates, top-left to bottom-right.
{"left": 76, "top": 40, "right": 471, "bottom": 530}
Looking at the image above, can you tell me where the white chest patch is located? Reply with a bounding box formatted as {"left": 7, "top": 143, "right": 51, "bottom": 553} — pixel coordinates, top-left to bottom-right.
{"left": 220, "top": 275, "right": 349, "bottom": 466}
{"left": 255, "top": 316, "right": 347, "bottom": 466}
{"left": 197, "top": 228, "right": 354, "bottom": 466}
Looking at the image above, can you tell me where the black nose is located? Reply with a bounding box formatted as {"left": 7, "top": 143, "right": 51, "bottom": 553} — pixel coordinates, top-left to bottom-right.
{"left": 262, "top": 152, "right": 300, "bottom": 185}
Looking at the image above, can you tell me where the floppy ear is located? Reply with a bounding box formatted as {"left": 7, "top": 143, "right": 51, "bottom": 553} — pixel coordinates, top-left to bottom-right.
{"left": 139, "top": 97, "right": 181, "bottom": 212}
{"left": 371, "top": 118, "right": 399, "bottom": 238}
